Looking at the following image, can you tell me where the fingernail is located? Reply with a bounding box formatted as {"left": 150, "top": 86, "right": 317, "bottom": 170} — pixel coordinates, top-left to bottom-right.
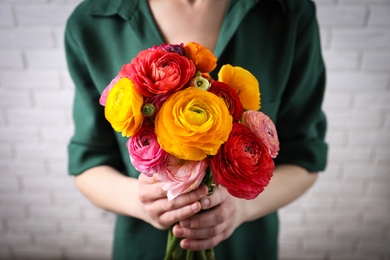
{"left": 201, "top": 197, "right": 210, "bottom": 208}
{"left": 191, "top": 202, "right": 200, "bottom": 211}
{"left": 174, "top": 226, "right": 183, "bottom": 237}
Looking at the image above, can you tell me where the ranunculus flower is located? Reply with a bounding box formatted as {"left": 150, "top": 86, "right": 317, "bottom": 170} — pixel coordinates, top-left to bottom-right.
{"left": 99, "top": 75, "right": 120, "bottom": 106}
{"left": 119, "top": 49, "right": 196, "bottom": 97}
{"left": 210, "top": 123, "right": 274, "bottom": 200}
{"left": 218, "top": 64, "right": 261, "bottom": 111}
{"left": 242, "top": 110, "right": 280, "bottom": 158}
{"left": 155, "top": 87, "right": 232, "bottom": 161}
{"left": 127, "top": 125, "right": 168, "bottom": 177}
{"left": 184, "top": 42, "right": 217, "bottom": 73}
{"left": 104, "top": 78, "right": 144, "bottom": 137}
{"left": 208, "top": 80, "right": 244, "bottom": 122}
{"left": 158, "top": 155, "right": 208, "bottom": 201}
{"left": 150, "top": 43, "right": 185, "bottom": 56}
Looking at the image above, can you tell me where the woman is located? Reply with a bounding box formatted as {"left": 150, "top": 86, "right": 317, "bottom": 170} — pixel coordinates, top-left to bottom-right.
{"left": 65, "top": 0, "right": 327, "bottom": 259}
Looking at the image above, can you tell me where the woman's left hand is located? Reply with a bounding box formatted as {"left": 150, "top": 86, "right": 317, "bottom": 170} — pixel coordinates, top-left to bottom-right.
{"left": 171, "top": 186, "right": 245, "bottom": 251}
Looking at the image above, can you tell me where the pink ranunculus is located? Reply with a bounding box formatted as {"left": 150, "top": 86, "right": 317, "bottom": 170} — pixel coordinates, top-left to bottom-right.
{"left": 120, "top": 49, "right": 196, "bottom": 97}
{"left": 241, "top": 110, "right": 280, "bottom": 158}
{"left": 99, "top": 75, "right": 121, "bottom": 106}
{"left": 127, "top": 125, "right": 168, "bottom": 176}
{"left": 158, "top": 155, "right": 208, "bottom": 201}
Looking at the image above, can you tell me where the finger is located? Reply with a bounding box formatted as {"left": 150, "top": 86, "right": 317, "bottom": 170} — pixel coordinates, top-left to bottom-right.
{"left": 200, "top": 187, "right": 227, "bottom": 210}
{"left": 173, "top": 222, "right": 225, "bottom": 239}
{"left": 159, "top": 185, "right": 208, "bottom": 212}
{"left": 180, "top": 235, "right": 223, "bottom": 251}
{"left": 138, "top": 181, "right": 167, "bottom": 203}
{"left": 159, "top": 201, "right": 202, "bottom": 227}
{"left": 179, "top": 205, "right": 229, "bottom": 229}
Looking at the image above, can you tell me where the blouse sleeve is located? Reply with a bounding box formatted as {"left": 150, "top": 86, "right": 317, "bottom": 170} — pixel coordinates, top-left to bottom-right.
{"left": 274, "top": 1, "right": 328, "bottom": 172}
{"left": 65, "top": 15, "right": 125, "bottom": 176}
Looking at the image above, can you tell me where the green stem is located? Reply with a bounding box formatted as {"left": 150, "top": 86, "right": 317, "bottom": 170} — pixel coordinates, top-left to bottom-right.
{"left": 164, "top": 227, "right": 181, "bottom": 260}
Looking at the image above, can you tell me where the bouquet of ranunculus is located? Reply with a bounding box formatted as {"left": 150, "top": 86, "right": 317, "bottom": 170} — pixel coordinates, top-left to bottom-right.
{"left": 99, "top": 42, "right": 279, "bottom": 260}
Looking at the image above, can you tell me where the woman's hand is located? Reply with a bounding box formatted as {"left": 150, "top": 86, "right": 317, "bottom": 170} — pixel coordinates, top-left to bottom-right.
{"left": 138, "top": 173, "right": 208, "bottom": 230}
{"left": 172, "top": 186, "right": 246, "bottom": 251}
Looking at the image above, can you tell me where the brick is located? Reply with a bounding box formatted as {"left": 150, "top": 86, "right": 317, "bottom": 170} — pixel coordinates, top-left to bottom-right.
{"left": 375, "top": 148, "right": 390, "bottom": 163}
{"left": 326, "top": 72, "right": 389, "bottom": 91}
{"left": 0, "top": 89, "right": 32, "bottom": 108}
{"left": 323, "top": 50, "right": 360, "bottom": 70}
{"left": 0, "top": 207, "right": 26, "bottom": 219}
{"left": 0, "top": 144, "right": 13, "bottom": 159}
{"left": 317, "top": 5, "right": 367, "bottom": 27}
{"left": 33, "top": 89, "right": 73, "bottom": 108}
{"left": 40, "top": 125, "right": 73, "bottom": 143}
{"left": 0, "top": 28, "right": 54, "bottom": 48}
{"left": 0, "top": 70, "right": 61, "bottom": 89}
{"left": 21, "top": 175, "right": 75, "bottom": 192}
{"left": 25, "top": 49, "right": 67, "bottom": 69}
{"left": 369, "top": 4, "right": 390, "bottom": 26}
{"left": 344, "top": 163, "right": 390, "bottom": 182}
{"left": 0, "top": 249, "right": 11, "bottom": 260}
{"left": 0, "top": 179, "right": 20, "bottom": 193}
{"left": 303, "top": 240, "right": 354, "bottom": 257}
{"left": 325, "top": 130, "right": 347, "bottom": 146}
{"left": 81, "top": 208, "right": 115, "bottom": 221}
{"left": 354, "top": 92, "right": 390, "bottom": 111}
{"left": 47, "top": 160, "right": 68, "bottom": 174}
{"left": 15, "top": 4, "right": 76, "bottom": 26}
{"left": 0, "top": 126, "right": 40, "bottom": 143}
{"left": 0, "top": 159, "right": 46, "bottom": 176}
{"left": 326, "top": 111, "right": 382, "bottom": 129}
{"left": 332, "top": 28, "right": 390, "bottom": 50}
{"left": 323, "top": 92, "right": 353, "bottom": 110}
{"left": 0, "top": 233, "right": 32, "bottom": 247}
{"left": 59, "top": 219, "right": 113, "bottom": 237}
{"left": 0, "top": 50, "right": 24, "bottom": 69}
{"left": 349, "top": 131, "right": 390, "bottom": 147}
{"left": 11, "top": 244, "right": 62, "bottom": 260}
{"left": 35, "top": 232, "right": 86, "bottom": 249}
{"left": 28, "top": 205, "right": 80, "bottom": 221}
{"left": 362, "top": 51, "right": 390, "bottom": 70}
{"left": 0, "top": 6, "right": 15, "bottom": 26}
{"left": 0, "top": 193, "right": 51, "bottom": 207}
{"left": 52, "top": 191, "right": 92, "bottom": 208}
{"left": 63, "top": 245, "right": 112, "bottom": 260}
{"left": 361, "top": 208, "right": 390, "bottom": 226}
{"left": 6, "top": 108, "right": 67, "bottom": 126}
{"left": 328, "top": 147, "right": 373, "bottom": 163}
{"left": 6, "top": 219, "right": 57, "bottom": 235}
{"left": 313, "top": 179, "right": 365, "bottom": 195}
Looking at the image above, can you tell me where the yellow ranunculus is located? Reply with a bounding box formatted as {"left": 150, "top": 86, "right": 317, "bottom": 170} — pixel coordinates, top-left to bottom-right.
{"left": 218, "top": 64, "right": 261, "bottom": 111}
{"left": 184, "top": 42, "right": 217, "bottom": 73}
{"left": 155, "top": 87, "right": 232, "bottom": 161}
{"left": 105, "top": 77, "right": 144, "bottom": 137}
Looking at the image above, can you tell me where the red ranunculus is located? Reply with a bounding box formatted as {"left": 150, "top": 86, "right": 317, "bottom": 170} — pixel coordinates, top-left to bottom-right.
{"left": 120, "top": 49, "right": 196, "bottom": 97}
{"left": 210, "top": 123, "right": 274, "bottom": 199}
{"left": 208, "top": 81, "right": 244, "bottom": 122}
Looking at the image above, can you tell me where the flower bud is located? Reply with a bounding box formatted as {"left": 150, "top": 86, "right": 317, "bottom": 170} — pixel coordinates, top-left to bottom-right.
{"left": 142, "top": 103, "right": 156, "bottom": 117}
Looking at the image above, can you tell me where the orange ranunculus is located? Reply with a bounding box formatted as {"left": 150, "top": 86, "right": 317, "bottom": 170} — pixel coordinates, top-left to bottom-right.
{"left": 218, "top": 64, "right": 261, "bottom": 111}
{"left": 155, "top": 87, "right": 232, "bottom": 161}
{"left": 184, "top": 42, "right": 217, "bottom": 73}
{"left": 105, "top": 77, "right": 144, "bottom": 137}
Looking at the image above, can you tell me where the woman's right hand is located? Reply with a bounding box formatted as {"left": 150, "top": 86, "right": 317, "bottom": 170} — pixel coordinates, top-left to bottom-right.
{"left": 137, "top": 173, "right": 208, "bottom": 230}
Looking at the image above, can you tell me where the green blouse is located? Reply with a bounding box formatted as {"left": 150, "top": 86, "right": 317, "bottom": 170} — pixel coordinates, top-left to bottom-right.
{"left": 65, "top": 0, "right": 328, "bottom": 259}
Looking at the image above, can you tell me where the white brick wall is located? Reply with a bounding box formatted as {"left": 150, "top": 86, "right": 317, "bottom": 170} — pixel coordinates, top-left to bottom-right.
{"left": 0, "top": 0, "right": 389, "bottom": 259}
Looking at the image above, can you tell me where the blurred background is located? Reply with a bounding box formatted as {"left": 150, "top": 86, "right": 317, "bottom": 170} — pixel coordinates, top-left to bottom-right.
{"left": 0, "top": 0, "right": 389, "bottom": 259}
